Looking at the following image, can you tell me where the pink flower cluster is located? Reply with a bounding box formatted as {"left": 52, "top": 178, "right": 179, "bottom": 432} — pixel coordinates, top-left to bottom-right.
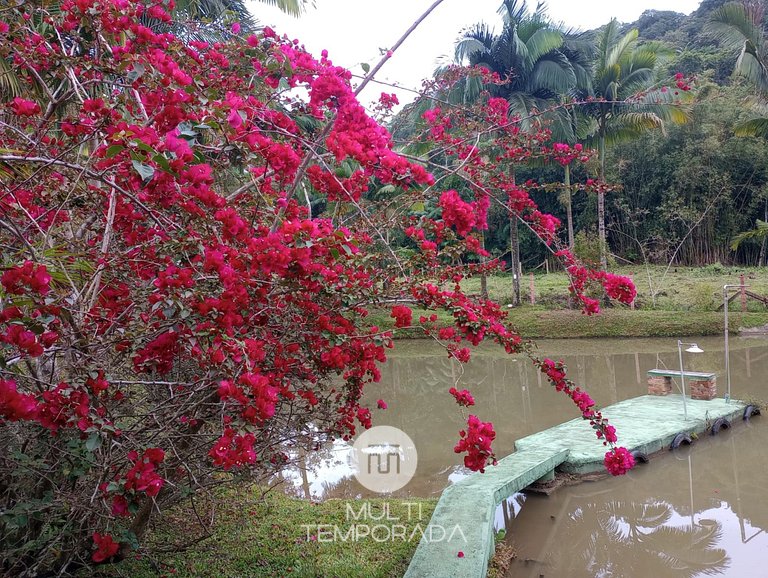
{"left": 121, "top": 448, "right": 165, "bottom": 498}
{"left": 9, "top": 97, "right": 40, "bottom": 116}
{"left": 37, "top": 383, "right": 93, "bottom": 432}
{"left": 92, "top": 532, "right": 120, "bottom": 563}
{"left": 546, "top": 142, "right": 590, "bottom": 166}
{"left": 390, "top": 305, "right": 413, "bottom": 328}
{"left": 554, "top": 249, "right": 636, "bottom": 314}
{"left": 604, "top": 447, "right": 635, "bottom": 476}
{"left": 454, "top": 415, "right": 497, "bottom": 472}
{"left": 439, "top": 190, "right": 478, "bottom": 237}
{"left": 208, "top": 427, "right": 257, "bottom": 470}
{"left": 0, "top": 378, "right": 38, "bottom": 421}
{"left": 449, "top": 386, "right": 475, "bottom": 407}
{"left": 674, "top": 72, "right": 692, "bottom": 92}
{"left": 1, "top": 261, "right": 51, "bottom": 295}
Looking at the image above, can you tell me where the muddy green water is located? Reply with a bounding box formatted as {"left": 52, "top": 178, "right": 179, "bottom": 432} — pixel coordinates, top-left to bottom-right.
{"left": 276, "top": 336, "right": 768, "bottom": 576}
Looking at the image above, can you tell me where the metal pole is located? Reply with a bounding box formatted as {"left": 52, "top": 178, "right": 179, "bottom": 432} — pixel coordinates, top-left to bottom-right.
{"left": 678, "top": 339, "right": 688, "bottom": 420}
{"left": 724, "top": 285, "right": 730, "bottom": 402}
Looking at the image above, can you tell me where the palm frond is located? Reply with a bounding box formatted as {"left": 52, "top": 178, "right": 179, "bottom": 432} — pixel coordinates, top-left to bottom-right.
{"left": 255, "top": 0, "right": 313, "bottom": 18}
{"left": 734, "top": 116, "right": 768, "bottom": 137}
{"left": 455, "top": 24, "right": 496, "bottom": 63}
{"left": 0, "top": 57, "right": 23, "bottom": 100}
{"left": 596, "top": 19, "right": 620, "bottom": 73}
{"left": 616, "top": 68, "right": 655, "bottom": 98}
{"left": 606, "top": 28, "right": 639, "bottom": 71}
{"left": 735, "top": 42, "right": 768, "bottom": 93}
{"left": 603, "top": 111, "right": 664, "bottom": 145}
{"left": 706, "top": 2, "right": 763, "bottom": 51}
{"left": 627, "top": 46, "right": 658, "bottom": 74}
{"left": 524, "top": 28, "right": 564, "bottom": 69}
{"left": 732, "top": 219, "right": 768, "bottom": 249}
{"left": 498, "top": 0, "right": 530, "bottom": 25}
{"left": 530, "top": 57, "right": 576, "bottom": 94}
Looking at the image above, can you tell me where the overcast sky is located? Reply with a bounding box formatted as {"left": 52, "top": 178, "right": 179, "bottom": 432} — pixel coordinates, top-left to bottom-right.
{"left": 246, "top": 0, "right": 702, "bottom": 105}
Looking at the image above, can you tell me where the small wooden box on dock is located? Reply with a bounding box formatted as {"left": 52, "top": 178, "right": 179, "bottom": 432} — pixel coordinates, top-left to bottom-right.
{"left": 646, "top": 369, "right": 717, "bottom": 400}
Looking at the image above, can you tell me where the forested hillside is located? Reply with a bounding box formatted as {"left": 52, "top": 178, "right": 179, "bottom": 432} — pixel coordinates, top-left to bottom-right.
{"left": 394, "top": 0, "right": 768, "bottom": 270}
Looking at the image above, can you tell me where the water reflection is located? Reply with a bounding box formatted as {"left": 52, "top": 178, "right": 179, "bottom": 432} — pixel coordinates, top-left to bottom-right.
{"left": 275, "top": 336, "right": 768, "bottom": 502}
{"left": 506, "top": 420, "right": 768, "bottom": 577}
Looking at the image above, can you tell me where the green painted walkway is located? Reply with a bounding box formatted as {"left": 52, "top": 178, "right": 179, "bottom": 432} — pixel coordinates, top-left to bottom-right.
{"left": 404, "top": 395, "right": 747, "bottom": 578}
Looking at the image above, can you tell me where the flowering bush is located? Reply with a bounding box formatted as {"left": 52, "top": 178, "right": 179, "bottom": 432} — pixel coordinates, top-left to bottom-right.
{"left": 0, "top": 1, "right": 634, "bottom": 574}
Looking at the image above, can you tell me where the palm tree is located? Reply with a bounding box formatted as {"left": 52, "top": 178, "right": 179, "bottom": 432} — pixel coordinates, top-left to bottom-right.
{"left": 553, "top": 34, "right": 595, "bottom": 250}
{"left": 568, "top": 499, "right": 729, "bottom": 577}
{"left": 448, "top": 0, "right": 579, "bottom": 304}
{"left": 584, "top": 19, "right": 690, "bottom": 270}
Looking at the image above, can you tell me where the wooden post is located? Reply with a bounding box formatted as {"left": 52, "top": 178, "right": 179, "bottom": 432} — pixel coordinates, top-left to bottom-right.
{"left": 741, "top": 274, "right": 747, "bottom": 312}
{"left": 529, "top": 273, "right": 535, "bottom": 305}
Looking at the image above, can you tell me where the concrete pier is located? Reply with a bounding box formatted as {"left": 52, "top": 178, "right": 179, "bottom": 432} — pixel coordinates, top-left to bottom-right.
{"left": 404, "top": 395, "right": 749, "bottom": 578}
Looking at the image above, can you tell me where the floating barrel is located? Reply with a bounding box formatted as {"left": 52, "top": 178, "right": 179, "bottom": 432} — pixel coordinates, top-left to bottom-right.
{"left": 743, "top": 405, "right": 761, "bottom": 420}
{"left": 670, "top": 432, "right": 692, "bottom": 450}
{"left": 710, "top": 417, "right": 731, "bottom": 435}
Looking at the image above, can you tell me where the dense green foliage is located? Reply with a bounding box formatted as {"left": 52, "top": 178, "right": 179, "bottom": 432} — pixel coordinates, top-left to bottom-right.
{"left": 396, "top": 0, "right": 768, "bottom": 270}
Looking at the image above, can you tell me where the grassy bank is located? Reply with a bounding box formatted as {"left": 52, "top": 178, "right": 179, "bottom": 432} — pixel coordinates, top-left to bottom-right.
{"left": 369, "top": 307, "right": 768, "bottom": 340}
{"left": 94, "top": 487, "right": 436, "bottom": 578}
{"left": 369, "top": 266, "right": 768, "bottom": 339}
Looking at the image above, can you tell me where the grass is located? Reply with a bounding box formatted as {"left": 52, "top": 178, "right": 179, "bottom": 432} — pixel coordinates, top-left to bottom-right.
{"left": 92, "top": 487, "right": 436, "bottom": 578}
{"left": 90, "top": 265, "right": 768, "bottom": 577}
{"left": 368, "top": 265, "right": 768, "bottom": 339}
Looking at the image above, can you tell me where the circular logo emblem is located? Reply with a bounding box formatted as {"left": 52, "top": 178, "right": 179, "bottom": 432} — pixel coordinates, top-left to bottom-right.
{"left": 351, "top": 426, "right": 418, "bottom": 493}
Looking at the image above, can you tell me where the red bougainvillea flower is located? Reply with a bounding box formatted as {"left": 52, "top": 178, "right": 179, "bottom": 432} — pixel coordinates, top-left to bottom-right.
{"left": 0, "top": 378, "right": 38, "bottom": 421}
{"left": 1, "top": 261, "right": 51, "bottom": 295}
{"left": 604, "top": 447, "right": 635, "bottom": 476}
{"left": 449, "top": 386, "right": 475, "bottom": 407}
{"left": 390, "top": 305, "right": 412, "bottom": 328}
{"left": 376, "top": 399, "right": 387, "bottom": 409}
{"left": 454, "top": 415, "right": 496, "bottom": 472}
{"left": 92, "top": 532, "right": 119, "bottom": 563}
{"left": 8, "top": 97, "right": 41, "bottom": 116}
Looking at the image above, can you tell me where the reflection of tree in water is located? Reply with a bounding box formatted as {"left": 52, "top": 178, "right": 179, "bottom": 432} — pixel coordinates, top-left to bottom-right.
{"left": 569, "top": 499, "right": 729, "bottom": 577}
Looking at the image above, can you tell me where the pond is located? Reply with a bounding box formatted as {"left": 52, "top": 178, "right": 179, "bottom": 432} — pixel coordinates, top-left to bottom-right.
{"left": 274, "top": 335, "right": 768, "bottom": 576}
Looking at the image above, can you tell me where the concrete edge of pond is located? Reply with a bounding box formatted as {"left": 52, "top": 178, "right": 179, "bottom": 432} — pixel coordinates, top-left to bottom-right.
{"left": 404, "top": 394, "right": 747, "bottom": 578}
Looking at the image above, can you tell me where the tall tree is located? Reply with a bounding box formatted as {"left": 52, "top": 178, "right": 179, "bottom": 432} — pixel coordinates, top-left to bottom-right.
{"left": 584, "top": 19, "right": 689, "bottom": 270}
{"left": 449, "top": 0, "right": 579, "bottom": 304}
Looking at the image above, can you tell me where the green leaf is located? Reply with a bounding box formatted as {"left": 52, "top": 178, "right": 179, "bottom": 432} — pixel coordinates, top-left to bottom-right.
{"left": 104, "top": 144, "right": 124, "bottom": 159}
{"left": 361, "top": 62, "right": 370, "bottom": 74}
{"left": 85, "top": 434, "right": 102, "bottom": 452}
{"left": 152, "top": 153, "right": 173, "bottom": 174}
{"left": 131, "top": 160, "right": 155, "bottom": 183}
